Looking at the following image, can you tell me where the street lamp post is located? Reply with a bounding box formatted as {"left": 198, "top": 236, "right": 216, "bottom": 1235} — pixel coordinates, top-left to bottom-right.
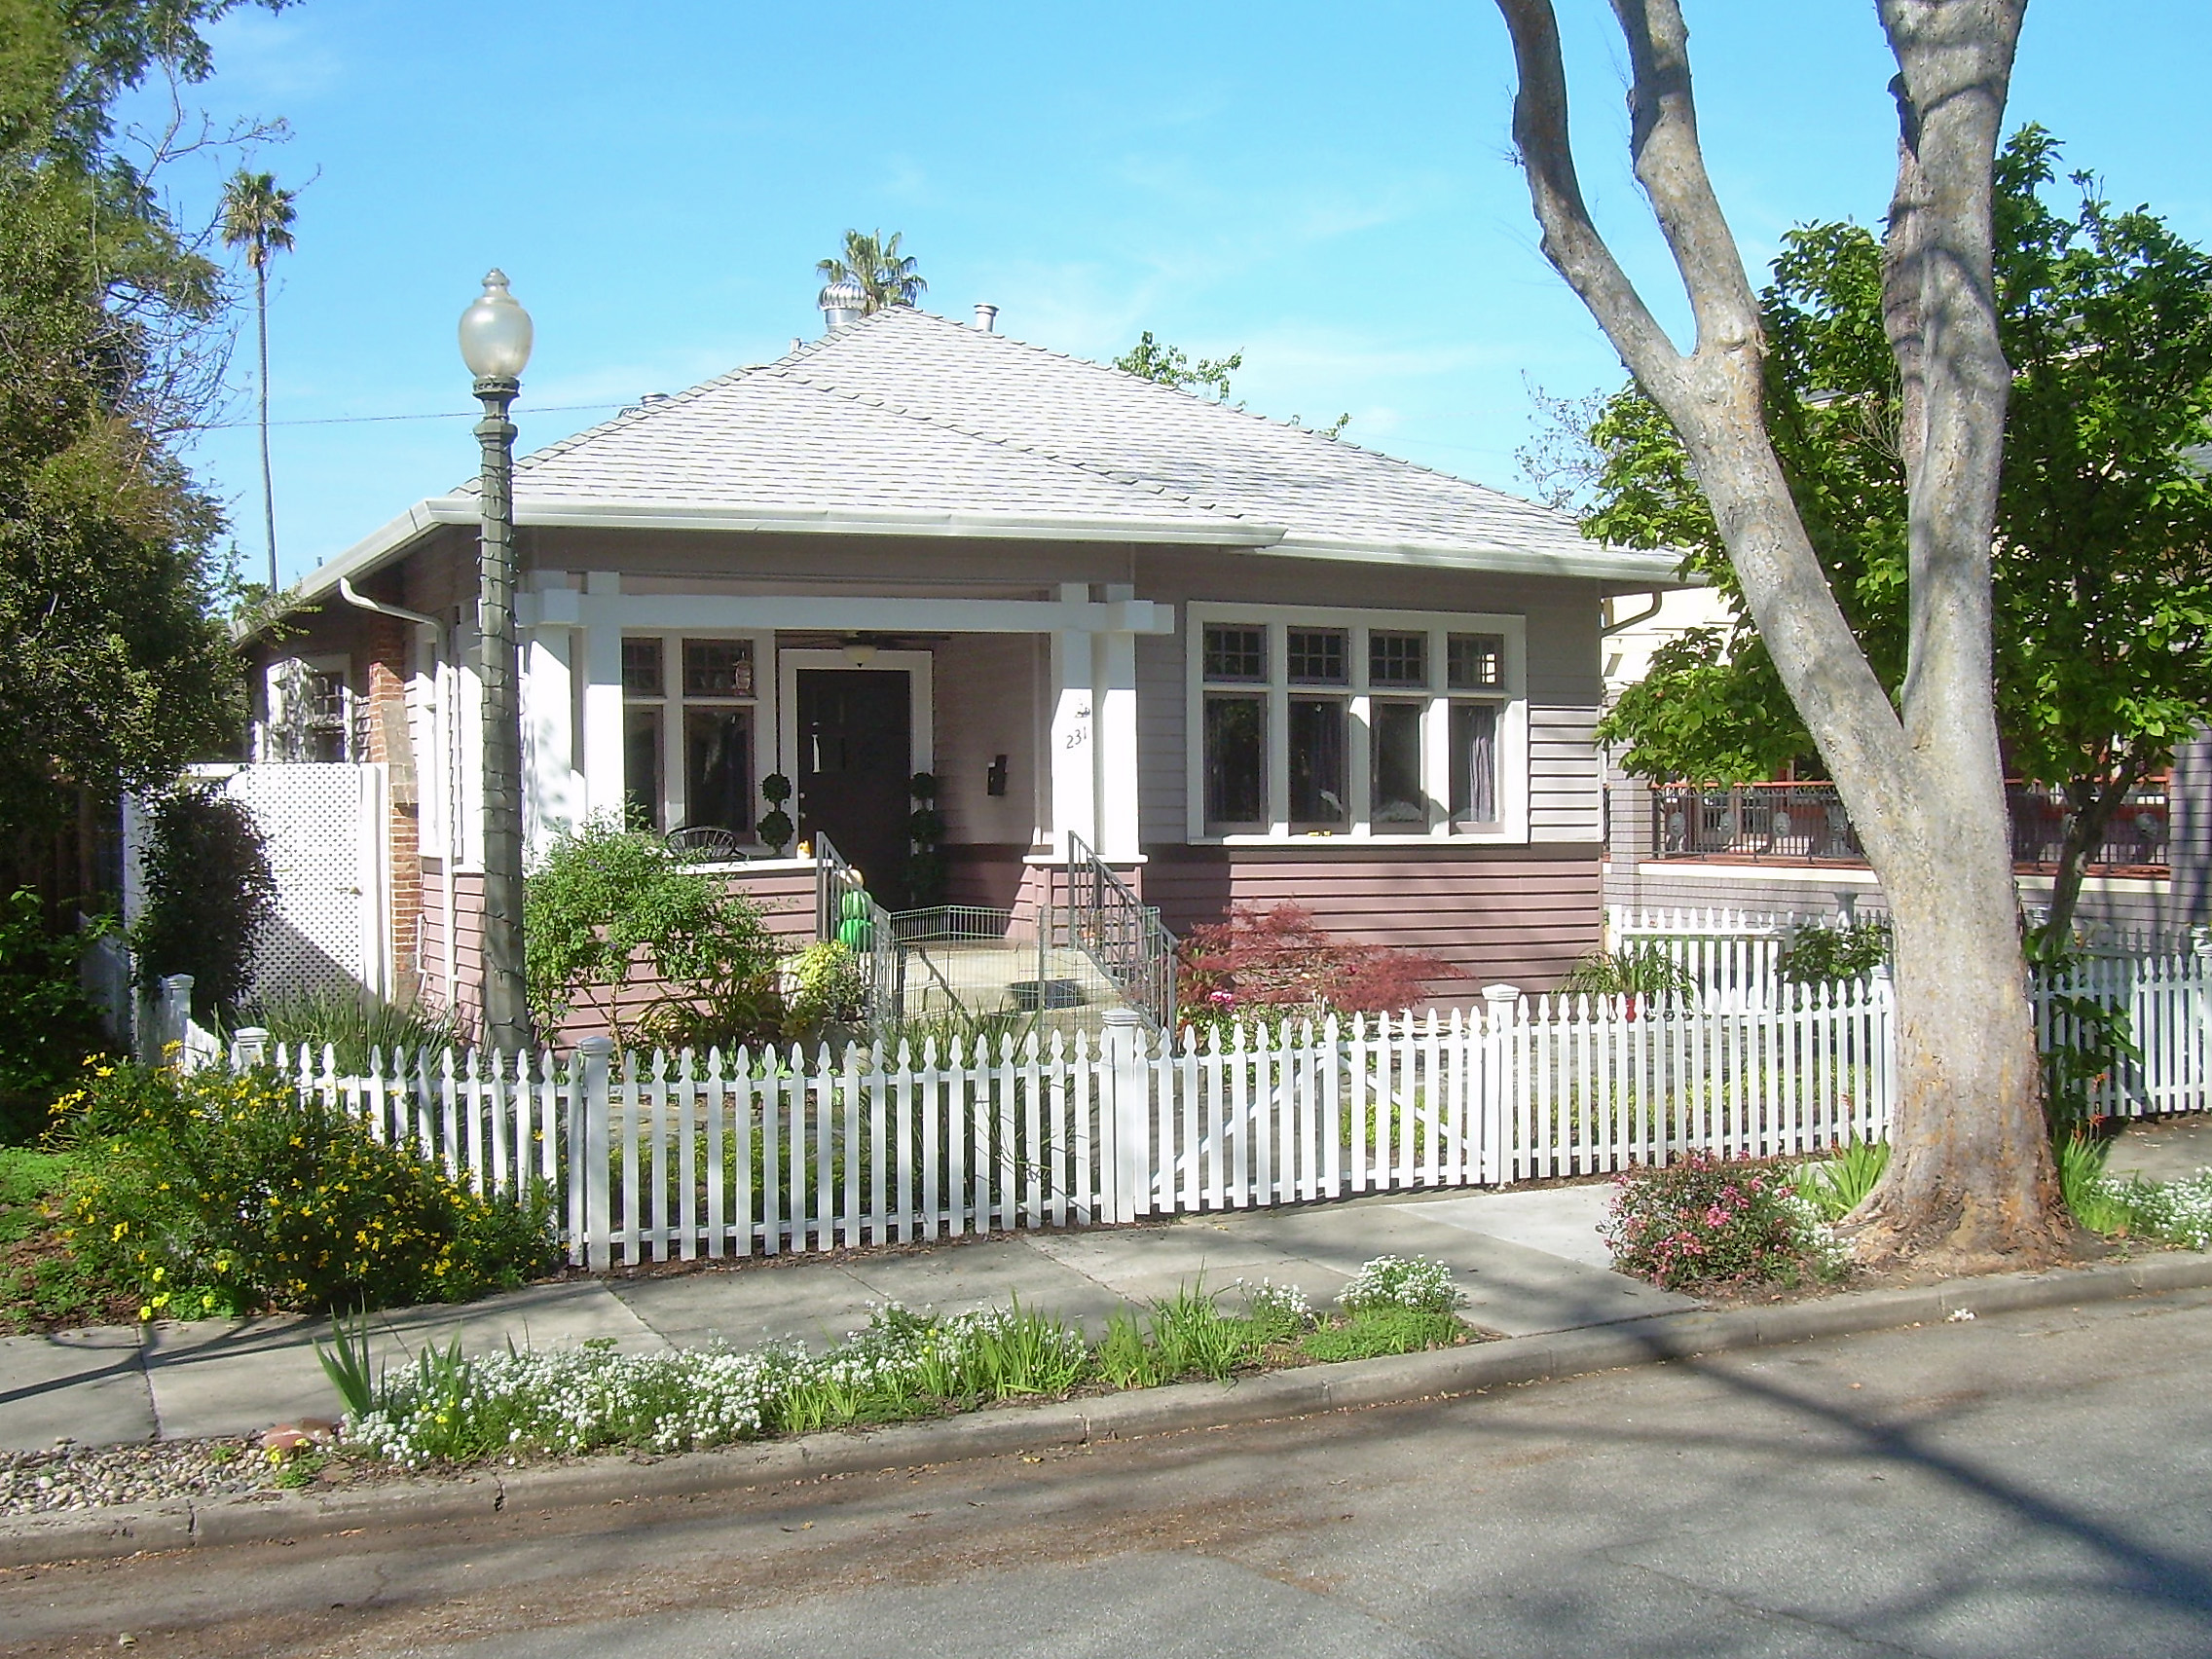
{"left": 458, "top": 269, "right": 533, "bottom": 1052}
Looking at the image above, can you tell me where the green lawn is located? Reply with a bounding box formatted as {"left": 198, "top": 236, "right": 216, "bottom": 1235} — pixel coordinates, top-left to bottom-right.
{"left": 0, "top": 1146, "right": 134, "bottom": 1332}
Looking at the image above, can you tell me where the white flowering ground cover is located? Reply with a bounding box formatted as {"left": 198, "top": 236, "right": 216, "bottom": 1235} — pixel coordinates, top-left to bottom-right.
{"left": 327, "top": 1260, "right": 1474, "bottom": 1471}
{"left": 2078, "top": 1170, "right": 2212, "bottom": 1249}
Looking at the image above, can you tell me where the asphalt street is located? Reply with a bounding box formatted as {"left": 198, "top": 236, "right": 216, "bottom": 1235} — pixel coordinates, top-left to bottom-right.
{"left": 7, "top": 1285, "right": 2212, "bottom": 1658}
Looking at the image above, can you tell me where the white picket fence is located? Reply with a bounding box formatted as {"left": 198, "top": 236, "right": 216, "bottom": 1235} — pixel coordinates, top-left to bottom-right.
{"left": 244, "top": 946, "right": 2212, "bottom": 1272}
{"left": 1608, "top": 904, "right": 2212, "bottom": 1014}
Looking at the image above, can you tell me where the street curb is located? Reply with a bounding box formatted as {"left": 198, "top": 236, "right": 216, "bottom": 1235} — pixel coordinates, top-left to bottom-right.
{"left": 7, "top": 1249, "right": 2209, "bottom": 1567}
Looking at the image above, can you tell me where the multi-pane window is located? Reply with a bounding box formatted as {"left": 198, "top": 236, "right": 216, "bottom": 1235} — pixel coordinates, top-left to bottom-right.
{"left": 1202, "top": 624, "right": 1267, "bottom": 682}
{"left": 1195, "top": 609, "right": 1518, "bottom": 838}
{"left": 1369, "top": 631, "right": 1426, "bottom": 689}
{"left": 1449, "top": 633, "right": 1503, "bottom": 690}
{"left": 623, "top": 636, "right": 757, "bottom": 841}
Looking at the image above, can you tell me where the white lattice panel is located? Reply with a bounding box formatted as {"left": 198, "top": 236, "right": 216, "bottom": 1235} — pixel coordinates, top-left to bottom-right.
{"left": 218, "top": 763, "right": 385, "bottom": 1003}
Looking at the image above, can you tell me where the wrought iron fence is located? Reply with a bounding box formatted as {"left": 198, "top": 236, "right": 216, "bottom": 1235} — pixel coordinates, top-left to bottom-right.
{"left": 1064, "top": 833, "right": 1178, "bottom": 1029}
{"left": 1649, "top": 781, "right": 2170, "bottom": 869}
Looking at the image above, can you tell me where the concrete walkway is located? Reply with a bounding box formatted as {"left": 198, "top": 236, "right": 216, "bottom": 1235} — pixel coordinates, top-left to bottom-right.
{"left": 0, "top": 1185, "right": 1687, "bottom": 1453}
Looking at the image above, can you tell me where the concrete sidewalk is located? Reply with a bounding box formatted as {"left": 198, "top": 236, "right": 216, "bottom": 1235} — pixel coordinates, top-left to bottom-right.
{"left": 0, "top": 1184, "right": 1688, "bottom": 1453}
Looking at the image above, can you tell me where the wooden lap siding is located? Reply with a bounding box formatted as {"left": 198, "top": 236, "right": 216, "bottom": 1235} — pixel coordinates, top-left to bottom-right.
{"left": 1142, "top": 845, "right": 1602, "bottom": 996}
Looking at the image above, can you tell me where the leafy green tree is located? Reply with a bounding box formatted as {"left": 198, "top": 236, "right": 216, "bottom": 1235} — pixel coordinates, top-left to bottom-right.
{"left": 1114, "top": 331, "right": 1243, "bottom": 402}
{"left": 219, "top": 167, "right": 297, "bottom": 591}
{"left": 1589, "top": 129, "right": 2212, "bottom": 944}
{"left": 0, "top": 0, "right": 285, "bottom": 903}
{"left": 1114, "top": 332, "right": 1347, "bottom": 434}
{"left": 815, "top": 228, "right": 926, "bottom": 313}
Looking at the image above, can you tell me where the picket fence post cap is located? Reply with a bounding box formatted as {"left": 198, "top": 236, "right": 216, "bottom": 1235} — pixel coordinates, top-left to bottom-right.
{"left": 1481, "top": 983, "right": 1521, "bottom": 1005}
{"left": 1100, "top": 1009, "right": 1143, "bottom": 1029}
{"left": 575, "top": 1035, "right": 616, "bottom": 1055}
{"left": 231, "top": 1026, "right": 270, "bottom": 1043}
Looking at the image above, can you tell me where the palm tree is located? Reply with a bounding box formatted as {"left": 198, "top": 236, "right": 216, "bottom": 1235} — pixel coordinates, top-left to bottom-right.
{"left": 220, "top": 169, "right": 298, "bottom": 591}
{"left": 815, "top": 229, "right": 927, "bottom": 313}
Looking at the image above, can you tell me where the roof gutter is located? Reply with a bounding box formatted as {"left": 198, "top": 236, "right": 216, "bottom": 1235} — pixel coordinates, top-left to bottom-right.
{"left": 1254, "top": 533, "right": 1694, "bottom": 588}
{"left": 337, "top": 576, "right": 440, "bottom": 630}
{"left": 289, "top": 496, "right": 1287, "bottom": 608}
{"left": 1601, "top": 594, "right": 1666, "bottom": 636}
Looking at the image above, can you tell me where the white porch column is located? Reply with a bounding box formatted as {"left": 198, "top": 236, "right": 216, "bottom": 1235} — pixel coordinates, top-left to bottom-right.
{"left": 1050, "top": 582, "right": 1096, "bottom": 857}
{"left": 579, "top": 571, "right": 627, "bottom": 824}
{"left": 1095, "top": 582, "right": 1140, "bottom": 862}
{"left": 523, "top": 626, "right": 578, "bottom": 853}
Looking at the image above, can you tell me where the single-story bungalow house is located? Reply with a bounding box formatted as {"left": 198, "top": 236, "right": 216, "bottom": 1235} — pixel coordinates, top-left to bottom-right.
{"left": 243, "top": 301, "right": 1679, "bottom": 1027}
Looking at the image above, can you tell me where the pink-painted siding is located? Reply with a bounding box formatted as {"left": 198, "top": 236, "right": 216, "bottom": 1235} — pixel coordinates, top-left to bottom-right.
{"left": 1144, "top": 844, "right": 1602, "bottom": 996}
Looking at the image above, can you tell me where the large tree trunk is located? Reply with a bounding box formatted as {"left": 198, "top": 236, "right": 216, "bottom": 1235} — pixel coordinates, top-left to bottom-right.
{"left": 1493, "top": 0, "right": 2065, "bottom": 1271}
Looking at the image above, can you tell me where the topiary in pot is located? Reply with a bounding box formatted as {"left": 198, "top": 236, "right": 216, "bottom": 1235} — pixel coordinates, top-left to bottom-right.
{"left": 758, "top": 773, "right": 794, "bottom": 856}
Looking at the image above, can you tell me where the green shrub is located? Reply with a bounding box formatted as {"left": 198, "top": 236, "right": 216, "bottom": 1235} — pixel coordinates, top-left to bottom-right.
{"left": 55, "top": 1061, "right": 557, "bottom": 1316}
{"left": 783, "top": 940, "right": 867, "bottom": 1038}
{"left": 1777, "top": 918, "right": 1891, "bottom": 985}
{"left": 130, "top": 783, "right": 276, "bottom": 1023}
{"left": 1604, "top": 1151, "right": 1844, "bottom": 1291}
{"left": 0, "top": 893, "right": 113, "bottom": 1142}
{"left": 526, "top": 818, "right": 784, "bottom": 1046}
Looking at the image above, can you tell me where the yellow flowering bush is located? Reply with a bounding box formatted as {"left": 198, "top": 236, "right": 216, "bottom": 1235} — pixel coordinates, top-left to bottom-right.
{"left": 55, "top": 1062, "right": 557, "bottom": 1316}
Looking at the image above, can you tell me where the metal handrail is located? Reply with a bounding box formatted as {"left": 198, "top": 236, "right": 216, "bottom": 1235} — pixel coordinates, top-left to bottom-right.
{"left": 1064, "top": 833, "right": 1178, "bottom": 1030}
{"left": 811, "top": 832, "right": 899, "bottom": 1040}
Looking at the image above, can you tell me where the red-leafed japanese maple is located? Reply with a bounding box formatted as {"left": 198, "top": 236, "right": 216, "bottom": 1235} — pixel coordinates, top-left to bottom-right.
{"left": 1176, "top": 904, "right": 1456, "bottom": 1029}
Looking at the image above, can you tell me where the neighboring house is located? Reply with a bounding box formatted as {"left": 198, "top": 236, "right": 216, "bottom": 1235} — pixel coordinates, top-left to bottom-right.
{"left": 1597, "top": 593, "right": 2212, "bottom": 934}
{"left": 240, "top": 302, "right": 1680, "bottom": 1026}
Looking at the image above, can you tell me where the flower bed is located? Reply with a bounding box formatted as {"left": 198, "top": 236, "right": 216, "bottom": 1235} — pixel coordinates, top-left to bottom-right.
{"left": 318, "top": 1261, "right": 1473, "bottom": 1471}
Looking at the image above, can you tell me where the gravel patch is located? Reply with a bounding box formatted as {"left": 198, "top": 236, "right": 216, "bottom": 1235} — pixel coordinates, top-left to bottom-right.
{"left": 2, "top": 1438, "right": 276, "bottom": 1516}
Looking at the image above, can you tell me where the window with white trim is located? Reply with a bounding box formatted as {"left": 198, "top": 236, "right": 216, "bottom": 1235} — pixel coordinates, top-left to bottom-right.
{"left": 621, "top": 635, "right": 760, "bottom": 838}
{"left": 1190, "top": 606, "right": 1524, "bottom": 841}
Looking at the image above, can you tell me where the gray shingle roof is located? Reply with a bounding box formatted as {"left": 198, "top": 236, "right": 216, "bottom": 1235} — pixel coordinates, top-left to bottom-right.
{"left": 304, "top": 307, "right": 1681, "bottom": 603}
{"left": 501, "top": 307, "right": 1599, "bottom": 560}
{"left": 505, "top": 347, "right": 1241, "bottom": 529}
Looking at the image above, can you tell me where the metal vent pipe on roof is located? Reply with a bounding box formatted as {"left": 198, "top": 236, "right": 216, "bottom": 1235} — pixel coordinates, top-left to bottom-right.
{"left": 819, "top": 278, "right": 865, "bottom": 333}
{"left": 974, "top": 302, "right": 998, "bottom": 333}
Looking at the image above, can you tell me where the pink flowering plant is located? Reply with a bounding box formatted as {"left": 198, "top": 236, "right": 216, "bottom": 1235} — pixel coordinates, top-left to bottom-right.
{"left": 1602, "top": 1151, "right": 1844, "bottom": 1292}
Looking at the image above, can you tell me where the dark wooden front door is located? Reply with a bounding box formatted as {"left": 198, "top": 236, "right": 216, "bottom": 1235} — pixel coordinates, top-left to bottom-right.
{"left": 795, "top": 669, "right": 912, "bottom": 910}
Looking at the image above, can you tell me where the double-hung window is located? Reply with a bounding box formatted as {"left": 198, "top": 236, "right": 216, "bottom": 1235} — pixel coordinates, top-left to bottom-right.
{"left": 1191, "top": 606, "right": 1524, "bottom": 841}
{"left": 621, "top": 636, "right": 761, "bottom": 838}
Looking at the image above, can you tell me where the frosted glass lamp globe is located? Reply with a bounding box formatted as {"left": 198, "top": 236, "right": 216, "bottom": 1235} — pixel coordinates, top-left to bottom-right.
{"left": 459, "top": 269, "right": 534, "bottom": 380}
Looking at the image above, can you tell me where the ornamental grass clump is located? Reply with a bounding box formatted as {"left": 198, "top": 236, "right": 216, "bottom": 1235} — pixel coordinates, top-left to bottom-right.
{"left": 1604, "top": 1151, "right": 1844, "bottom": 1292}
{"left": 55, "top": 1060, "right": 557, "bottom": 1318}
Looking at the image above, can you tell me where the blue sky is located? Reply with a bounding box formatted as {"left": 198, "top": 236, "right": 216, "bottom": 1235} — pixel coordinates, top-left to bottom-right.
{"left": 122, "top": 1, "right": 2212, "bottom": 584}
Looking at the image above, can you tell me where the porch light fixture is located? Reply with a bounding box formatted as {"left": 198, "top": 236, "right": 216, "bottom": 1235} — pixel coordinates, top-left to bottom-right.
{"left": 841, "top": 635, "right": 880, "bottom": 668}
{"left": 460, "top": 269, "right": 534, "bottom": 1052}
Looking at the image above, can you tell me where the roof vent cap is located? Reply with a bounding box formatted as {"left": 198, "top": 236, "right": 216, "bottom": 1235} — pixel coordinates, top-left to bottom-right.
{"left": 818, "top": 278, "right": 866, "bottom": 332}
{"left": 974, "top": 302, "right": 998, "bottom": 333}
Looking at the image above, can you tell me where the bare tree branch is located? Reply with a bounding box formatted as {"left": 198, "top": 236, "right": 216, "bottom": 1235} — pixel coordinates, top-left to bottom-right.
{"left": 1493, "top": 0, "right": 1911, "bottom": 814}
{"left": 1494, "top": 0, "right": 1687, "bottom": 396}
{"left": 1607, "top": 0, "right": 1762, "bottom": 353}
